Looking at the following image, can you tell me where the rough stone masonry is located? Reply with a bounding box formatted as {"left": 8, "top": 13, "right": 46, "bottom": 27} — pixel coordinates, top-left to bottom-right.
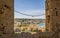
{"left": 0, "top": 0, "right": 60, "bottom": 38}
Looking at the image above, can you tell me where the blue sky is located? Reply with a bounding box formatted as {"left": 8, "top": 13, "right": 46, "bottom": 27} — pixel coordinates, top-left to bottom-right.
{"left": 14, "top": 0, "right": 46, "bottom": 19}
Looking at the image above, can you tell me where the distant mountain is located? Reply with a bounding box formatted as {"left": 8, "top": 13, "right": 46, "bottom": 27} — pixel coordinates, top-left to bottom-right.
{"left": 14, "top": 18, "right": 45, "bottom": 20}
{"left": 14, "top": 18, "right": 45, "bottom": 23}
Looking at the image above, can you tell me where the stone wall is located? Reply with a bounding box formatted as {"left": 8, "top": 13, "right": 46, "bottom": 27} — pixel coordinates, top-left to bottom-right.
{"left": 46, "top": 0, "right": 60, "bottom": 32}
{"left": 11, "top": 32, "right": 60, "bottom": 38}
{"left": 0, "top": 0, "right": 14, "bottom": 38}
{"left": 0, "top": 0, "right": 60, "bottom": 38}
{"left": 46, "top": 0, "right": 60, "bottom": 38}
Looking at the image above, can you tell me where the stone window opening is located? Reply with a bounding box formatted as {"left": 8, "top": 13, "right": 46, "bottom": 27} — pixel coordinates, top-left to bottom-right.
{"left": 14, "top": 0, "right": 46, "bottom": 33}
{"left": 54, "top": 8, "right": 58, "bottom": 16}
{"left": 47, "top": 15, "right": 50, "bottom": 23}
{"left": 56, "top": 11, "right": 58, "bottom": 16}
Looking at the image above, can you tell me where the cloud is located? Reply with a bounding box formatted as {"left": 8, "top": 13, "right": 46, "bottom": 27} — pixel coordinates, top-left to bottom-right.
{"left": 20, "top": 9, "right": 45, "bottom": 15}
{"left": 14, "top": 9, "right": 45, "bottom": 19}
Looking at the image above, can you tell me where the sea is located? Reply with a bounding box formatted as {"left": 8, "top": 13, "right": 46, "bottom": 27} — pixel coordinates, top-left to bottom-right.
{"left": 35, "top": 23, "right": 45, "bottom": 28}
